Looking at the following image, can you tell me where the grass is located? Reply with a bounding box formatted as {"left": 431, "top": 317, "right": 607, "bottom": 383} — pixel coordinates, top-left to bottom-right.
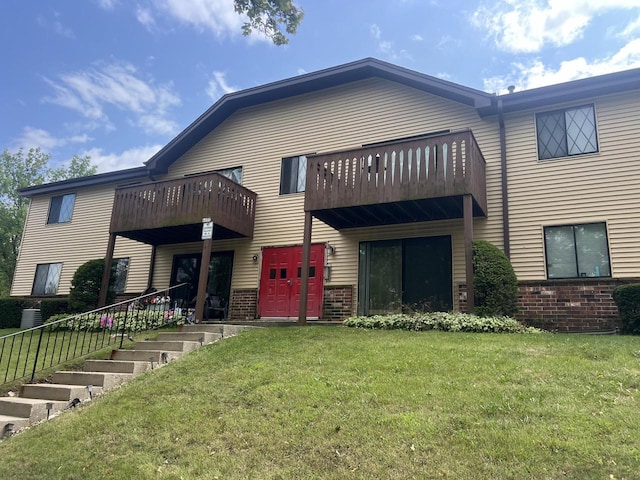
{"left": 0, "top": 327, "right": 639, "bottom": 479}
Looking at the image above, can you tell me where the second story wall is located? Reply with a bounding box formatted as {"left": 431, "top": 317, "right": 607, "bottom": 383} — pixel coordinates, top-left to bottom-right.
{"left": 154, "top": 77, "right": 503, "bottom": 290}
{"left": 506, "top": 88, "right": 640, "bottom": 280}
{"left": 11, "top": 183, "right": 152, "bottom": 297}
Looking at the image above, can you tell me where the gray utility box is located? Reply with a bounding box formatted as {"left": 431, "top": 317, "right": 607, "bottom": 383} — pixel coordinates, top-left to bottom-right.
{"left": 20, "top": 309, "right": 43, "bottom": 329}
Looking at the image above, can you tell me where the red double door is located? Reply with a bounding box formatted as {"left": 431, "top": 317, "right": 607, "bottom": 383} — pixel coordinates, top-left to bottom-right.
{"left": 258, "top": 244, "right": 324, "bottom": 319}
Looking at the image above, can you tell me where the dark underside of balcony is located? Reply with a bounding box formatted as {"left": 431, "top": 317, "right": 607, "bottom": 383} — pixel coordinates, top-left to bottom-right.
{"left": 311, "top": 195, "right": 485, "bottom": 230}
{"left": 115, "top": 223, "right": 245, "bottom": 246}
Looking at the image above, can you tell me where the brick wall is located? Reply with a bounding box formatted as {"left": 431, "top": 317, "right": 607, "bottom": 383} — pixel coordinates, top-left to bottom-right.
{"left": 322, "top": 285, "right": 354, "bottom": 321}
{"left": 459, "top": 278, "right": 636, "bottom": 332}
{"left": 229, "top": 288, "right": 258, "bottom": 321}
{"left": 515, "top": 279, "right": 634, "bottom": 332}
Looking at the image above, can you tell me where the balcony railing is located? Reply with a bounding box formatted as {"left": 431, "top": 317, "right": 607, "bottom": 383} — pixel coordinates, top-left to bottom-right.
{"left": 304, "top": 130, "right": 487, "bottom": 228}
{"left": 110, "top": 172, "right": 257, "bottom": 242}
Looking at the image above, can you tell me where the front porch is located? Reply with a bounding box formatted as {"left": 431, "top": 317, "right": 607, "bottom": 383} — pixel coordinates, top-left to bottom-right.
{"left": 299, "top": 130, "right": 488, "bottom": 323}
{"left": 99, "top": 172, "right": 257, "bottom": 319}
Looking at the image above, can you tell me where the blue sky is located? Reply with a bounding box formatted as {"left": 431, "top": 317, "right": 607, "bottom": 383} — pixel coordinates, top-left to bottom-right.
{"left": 2, "top": 0, "right": 640, "bottom": 173}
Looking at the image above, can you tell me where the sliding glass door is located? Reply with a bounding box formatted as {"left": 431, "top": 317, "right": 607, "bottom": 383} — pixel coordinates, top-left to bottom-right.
{"left": 358, "top": 236, "right": 452, "bottom": 315}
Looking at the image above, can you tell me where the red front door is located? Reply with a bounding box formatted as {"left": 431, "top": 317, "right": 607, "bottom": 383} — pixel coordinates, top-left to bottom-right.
{"left": 259, "top": 244, "right": 324, "bottom": 318}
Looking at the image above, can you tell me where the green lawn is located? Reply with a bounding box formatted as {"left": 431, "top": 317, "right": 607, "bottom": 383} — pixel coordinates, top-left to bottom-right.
{"left": 0, "top": 327, "right": 639, "bottom": 479}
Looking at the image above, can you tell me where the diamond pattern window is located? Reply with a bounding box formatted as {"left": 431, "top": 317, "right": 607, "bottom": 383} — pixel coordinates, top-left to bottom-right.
{"left": 280, "top": 155, "right": 307, "bottom": 194}
{"left": 536, "top": 105, "right": 598, "bottom": 160}
{"left": 32, "top": 263, "right": 63, "bottom": 295}
{"left": 544, "top": 223, "right": 611, "bottom": 279}
{"left": 112, "top": 258, "right": 129, "bottom": 294}
{"left": 47, "top": 193, "right": 76, "bottom": 224}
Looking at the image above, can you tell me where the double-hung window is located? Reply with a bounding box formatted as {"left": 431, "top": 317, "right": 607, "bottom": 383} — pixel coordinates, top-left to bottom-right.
{"left": 544, "top": 223, "right": 611, "bottom": 279}
{"left": 280, "top": 155, "right": 307, "bottom": 194}
{"left": 47, "top": 193, "right": 76, "bottom": 224}
{"left": 536, "top": 104, "right": 598, "bottom": 160}
{"left": 32, "top": 263, "right": 63, "bottom": 295}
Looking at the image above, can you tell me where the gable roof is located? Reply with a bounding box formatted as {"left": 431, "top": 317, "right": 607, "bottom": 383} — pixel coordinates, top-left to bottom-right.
{"left": 145, "top": 57, "right": 494, "bottom": 174}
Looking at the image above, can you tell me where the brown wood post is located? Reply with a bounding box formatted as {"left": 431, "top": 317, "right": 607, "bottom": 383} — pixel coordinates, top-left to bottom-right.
{"left": 463, "top": 194, "right": 474, "bottom": 313}
{"left": 298, "top": 212, "right": 313, "bottom": 325}
{"left": 98, "top": 233, "right": 116, "bottom": 307}
{"left": 195, "top": 237, "right": 213, "bottom": 324}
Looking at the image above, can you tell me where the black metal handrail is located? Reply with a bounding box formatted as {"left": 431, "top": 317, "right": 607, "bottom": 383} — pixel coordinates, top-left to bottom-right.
{"left": 0, "top": 283, "right": 192, "bottom": 388}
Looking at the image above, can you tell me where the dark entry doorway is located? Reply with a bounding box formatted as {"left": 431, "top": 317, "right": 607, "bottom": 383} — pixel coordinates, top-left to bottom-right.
{"left": 358, "top": 236, "right": 452, "bottom": 315}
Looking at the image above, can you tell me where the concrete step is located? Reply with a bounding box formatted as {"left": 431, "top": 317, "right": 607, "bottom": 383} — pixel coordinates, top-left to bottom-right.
{"left": 110, "top": 349, "right": 181, "bottom": 363}
{"left": 0, "top": 415, "right": 30, "bottom": 436}
{"left": 0, "top": 397, "right": 67, "bottom": 423}
{"left": 180, "top": 324, "right": 255, "bottom": 338}
{"left": 52, "top": 371, "right": 132, "bottom": 391}
{"left": 156, "top": 331, "right": 221, "bottom": 344}
{"left": 84, "top": 359, "right": 150, "bottom": 375}
{"left": 20, "top": 383, "right": 103, "bottom": 402}
{"left": 133, "top": 340, "right": 200, "bottom": 353}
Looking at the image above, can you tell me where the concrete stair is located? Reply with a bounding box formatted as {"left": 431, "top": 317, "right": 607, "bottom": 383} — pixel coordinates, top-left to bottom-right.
{"left": 0, "top": 323, "right": 254, "bottom": 438}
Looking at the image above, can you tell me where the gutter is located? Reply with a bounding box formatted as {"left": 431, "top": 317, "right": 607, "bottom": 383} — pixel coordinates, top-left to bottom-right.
{"left": 498, "top": 99, "right": 511, "bottom": 258}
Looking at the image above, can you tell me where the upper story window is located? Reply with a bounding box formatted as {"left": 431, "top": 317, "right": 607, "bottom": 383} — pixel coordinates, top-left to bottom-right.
{"left": 32, "top": 263, "right": 63, "bottom": 295}
{"left": 280, "top": 155, "right": 307, "bottom": 194}
{"left": 544, "top": 223, "right": 611, "bottom": 279}
{"left": 536, "top": 104, "right": 598, "bottom": 160}
{"left": 47, "top": 193, "right": 76, "bottom": 224}
{"left": 217, "top": 166, "right": 242, "bottom": 184}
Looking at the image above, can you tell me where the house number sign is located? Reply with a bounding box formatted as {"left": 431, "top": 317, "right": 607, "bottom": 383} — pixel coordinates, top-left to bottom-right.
{"left": 202, "top": 218, "right": 213, "bottom": 240}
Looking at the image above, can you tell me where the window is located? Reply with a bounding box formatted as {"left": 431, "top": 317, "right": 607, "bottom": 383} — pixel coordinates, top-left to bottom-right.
{"left": 112, "top": 258, "right": 129, "bottom": 294}
{"left": 544, "top": 223, "right": 611, "bottom": 279}
{"left": 536, "top": 104, "right": 598, "bottom": 160}
{"left": 217, "top": 166, "right": 242, "bottom": 184}
{"left": 32, "top": 263, "right": 63, "bottom": 295}
{"left": 280, "top": 155, "right": 307, "bottom": 194}
{"left": 47, "top": 193, "right": 76, "bottom": 224}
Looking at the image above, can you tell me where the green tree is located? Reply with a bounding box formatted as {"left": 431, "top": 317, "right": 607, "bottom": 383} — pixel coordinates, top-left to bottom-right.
{"left": 0, "top": 148, "right": 97, "bottom": 296}
{"left": 235, "top": 0, "right": 304, "bottom": 45}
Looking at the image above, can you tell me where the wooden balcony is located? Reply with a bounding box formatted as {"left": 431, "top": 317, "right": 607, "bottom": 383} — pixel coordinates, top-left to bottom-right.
{"left": 304, "top": 130, "right": 487, "bottom": 229}
{"left": 110, "top": 173, "right": 257, "bottom": 245}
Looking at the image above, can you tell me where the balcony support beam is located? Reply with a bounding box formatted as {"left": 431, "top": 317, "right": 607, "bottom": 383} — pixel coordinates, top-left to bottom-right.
{"left": 463, "top": 194, "right": 474, "bottom": 313}
{"left": 98, "top": 233, "right": 117, "bottom": 308}
{"left": 195, "top": 235, "right": 213, "bottom": 323}
{"left": 298, "top": 212, "right": 313, "bottom": 325}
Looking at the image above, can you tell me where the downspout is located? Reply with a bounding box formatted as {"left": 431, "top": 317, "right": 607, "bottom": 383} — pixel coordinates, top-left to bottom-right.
{"left": 498, "top": 99, "right": 511, "bottom": 258}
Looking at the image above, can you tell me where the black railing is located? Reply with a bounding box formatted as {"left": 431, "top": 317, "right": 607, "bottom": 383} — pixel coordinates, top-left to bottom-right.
{"left": 0, "top": 283, "right": 192, "bottom": 388}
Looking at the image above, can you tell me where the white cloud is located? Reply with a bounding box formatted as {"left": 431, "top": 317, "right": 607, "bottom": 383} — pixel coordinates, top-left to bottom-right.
{"left": 411, "top": 34, "right": 424, "bottom": 42}
{"left": 136, "top": 7, "right": 156, "bottom": 30}
{"left": 482, "top": 38, "right": 640, "bottom": 93}
{"left": 206, "top": 71, "right": 238, "bottom": 101}
{"left": 472, "top": 0, "right": 640, "bottom": 53}
{"left": 96, "top": 0, "right": 118, "bottom": 10}
{"left": 158, "top": 0, "right": 247, "bottom": 39}
{"left": 620, "top": 15, "right": 640, "bottom": 37}
{"left": 14, "top": 127, "right": 91, "bottom": 151}
{"left": 81, "top": 144, "right": 163, "bottom": 173}
{"left": 370, "top": 24, "right": 412, "bottom": 61}
{"left": 43, "top": 62, "right": 180, "bottom": 135}
{"left": 36, "top": 14, "right": 75, "bottom": 39}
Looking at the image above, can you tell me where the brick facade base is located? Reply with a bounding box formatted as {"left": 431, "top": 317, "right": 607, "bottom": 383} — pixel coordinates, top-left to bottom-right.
{"left": 322, "top": 285, "right": 354, "bottom": 321}
{"left": 229, "top": 288, "right": 258, "bottom": 321}
{"left": 459, "top": 279, "right": 636, "bottom": 332}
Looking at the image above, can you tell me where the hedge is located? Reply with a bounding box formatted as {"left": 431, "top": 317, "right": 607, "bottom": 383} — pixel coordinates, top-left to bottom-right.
{"left": 39, "top": 298, "right": 70, "bottom": 322}
{"left": 612, "top": 284, "right": 640, "bottom": 334}
{"left": 0, "top": 298, "right": 32, "bottom": 329}
{"left": 473, "top": 240, "right": 519, "bottom": 317}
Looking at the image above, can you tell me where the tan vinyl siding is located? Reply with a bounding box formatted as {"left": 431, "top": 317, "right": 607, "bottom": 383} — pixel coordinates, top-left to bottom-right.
{"left": 11, "top": 184, "right": 152, "bottom": 296}
{"left": 159, "top": 78, "right": 503, "bottom": 294}
{"left": 506, "top": 90, "right": 640, "bottom": 280}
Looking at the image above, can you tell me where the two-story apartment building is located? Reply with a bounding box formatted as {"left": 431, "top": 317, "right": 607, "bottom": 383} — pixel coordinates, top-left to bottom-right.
{"left": 11, "top": 58, "right": 640, "bottom": 331}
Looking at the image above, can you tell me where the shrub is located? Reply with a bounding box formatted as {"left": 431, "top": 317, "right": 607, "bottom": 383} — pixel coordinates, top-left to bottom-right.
{"left": 68, "top": 259, "right": 115, "bottom": 313}
{"left": 472, "top": 240, "right": 519, "bottom": 317}
{"left": 39, "top": 298, "right": 69, "bottom": 322}
{"left": 0, "top": 297, "right": 31, "bottom": 329}
{"left": 343, "top": 312, "right": 543, "bottom": 334}
{"left": 612, "top": 284, "right": 640, "bottom": 334}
